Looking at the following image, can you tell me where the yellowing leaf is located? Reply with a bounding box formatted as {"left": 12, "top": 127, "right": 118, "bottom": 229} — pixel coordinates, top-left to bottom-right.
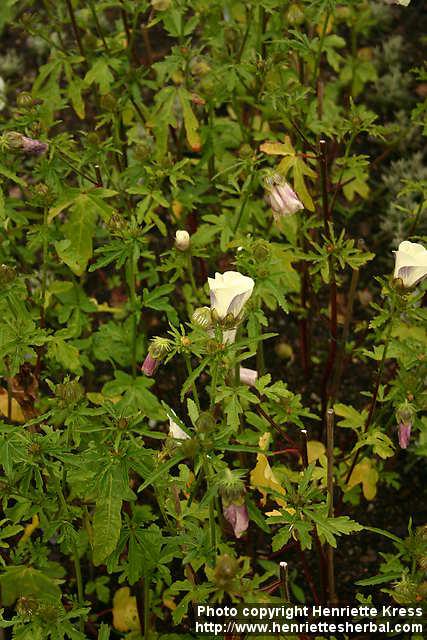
{"left": 112, "top": 587, "right": 140, "bottom": 632}
{"left": 172, "top": 200, "right": 183, "bottom": 218}
{"left": 261, "top": 136, "right": 315, "bottom": 211}
{"left": 20, "top": 515, "right": 40, "bottom": 543}
{"left": 250, "top": 453, "right": 286, "bottom": 507}
{"left": 178, "top": 88, "right": 201, "bottom": 152}
{"left": 0, "top": 389, "right": 25, "bottom": 422}
{"left": 307, "top": 440, "right": 326, "bottom": 463}
{"left": 259, "top": 432, "right": 271, "bottom": 451}
{"left": 347, "top": 458, "right": 379, "bottom": 500}
{"left": 86, "top": 392, "right": 122, "bottom": 405}
{"left": 259, "top": 141, "right": 293, "bottom": 156}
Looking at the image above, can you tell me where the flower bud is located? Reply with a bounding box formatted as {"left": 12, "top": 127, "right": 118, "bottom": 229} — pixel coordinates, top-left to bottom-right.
{"left": 219, "top": 468, "right": 245, "bottom": 502}
{"left": 149, "top": 336, "right": 173, "bottom": 360}
{"left": 0, "top": 264, "right": 17, "bottom": 285}
{"left": 252, "top": 239, "right": 271, "bottom": 262}
{"left": 218, "top": 469, "right": 249, "bottom": 538}
{"left": 195, "top": 411, "right": 216, "bottom": 434}
{"left": 398, "top": 422, "right": 411, "bottom": 449}
{"left": 192, "top": 306, "right": 212, "bottom": 328}
{"left": 108, "top": 212, "right": 128, "bottom": 235}
{"left": 223, "top": 502, "right": 249, "bottom": 538}
{"left": 286, "top": 4, "right": 305, "bottom": 26}
{"left": 3, "top": 131, "right": 48, "bottom": 156}
{"left": 239, "top": 367, "right": 258, "bottom": 386}
{"left": 56, "top": 379, "right": 84, "bottom": 406}
{"left": 141, "top": 337, "right": 172, "bottom": 376}
{"left": 175, "top": 229, "right": 190, "bottom": 251}
{"left": 264, "top": 174, "right": 304, "bottom": 219}
{"left": 100, "top": 93, "right": 117, "bottom": 111}
{"left": 141, "top": 353, "right": 159, "bottom": 377}
{"left": 16, "top": 92, "right": 34, "bottom": 108}
{"left": 213, "top": 554, "right": 239, "bottom": 589}
{"left": 396, "top": 403, "right": 415, "bottom": 449}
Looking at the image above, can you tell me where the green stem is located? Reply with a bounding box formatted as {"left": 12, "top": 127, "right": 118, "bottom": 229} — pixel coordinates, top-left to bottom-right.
{"left": 128, "top": 247, "right": 138, "bottom": 379}
{"left": 343, "top": 296, "right": 397, "bottom": 488}
{"left": 40, "top": 206, "right": 48, "bottom": 326}
{"left": 187, "top": 252, "right": 198, "bottom": 298}
{"left": 409, "top": 200, "right": 424, "bottom": 236}
{"left": 329, "top": 131, "right": 357, "bottom": 215}
{"left": 73, "top": 544, "right": 85, "bottom": 632}
{"left": 144, "top": 576, "right": 150, "bottom": 640}
{"left": 210, "top": 360, "right": 219, "bottom": 408}
{"left": 330, "top": 266, "right": 360, "bottom": 402}
{"left": 364, "top": 298, "right": 397, "bottom": 430}
{"left": 65, "top": 0, "right": 85, "bottom": 59}
{"left": 233, "top": 173, "right": 255, "bottom": 234}
{"left": 204, "top": 458, "right": 217, "bottom": 566}
{"left": 312, "top": 10, "right": 330, "bottom": 89}
{"left": 184, "top": 353, "right": 201, "bottom": 411}
{"left": 256, "top": 330, "right": 265, "bottom": 377}
{"left": 88, "top": 0, "right": 109, "bottom": 53}
{"left": 5, "top": 358, "right": 12, "bottom": 421}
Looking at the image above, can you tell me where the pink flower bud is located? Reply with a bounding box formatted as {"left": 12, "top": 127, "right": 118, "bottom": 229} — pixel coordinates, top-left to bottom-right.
{"left": 21, "top": 135, "right": 48, "bottom": 156}
{"left": 265, "top": 176, "right": 304, "bottom": 219}
{"left": 239, "top": 367, "right": 258, "bottom": 386}
{"left": 398, "top": 422, "right": 412, "bottom": 449}
{"left": 5, "top": 131, "right": 48, "bottom": 156}
{"left": 223, "top": 502, "right": 249, "bottom": 539}
{"left": 141, "top": 353, "right": 159, "bottom": 377}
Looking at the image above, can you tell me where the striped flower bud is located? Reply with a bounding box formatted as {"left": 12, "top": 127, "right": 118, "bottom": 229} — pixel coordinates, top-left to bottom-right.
{"left": 4, "top": 131, "right": 48, "bottom": 155}
{"left": 265, "top": 174, "right": 304, "bottom": 219}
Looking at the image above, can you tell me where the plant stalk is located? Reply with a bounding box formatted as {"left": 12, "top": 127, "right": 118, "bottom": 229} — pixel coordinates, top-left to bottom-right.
{"left": 73, "top": 544, "right": 85, "bottom": 632}
{"left": 326, "top": 408, "right": 337, "bottom": 603}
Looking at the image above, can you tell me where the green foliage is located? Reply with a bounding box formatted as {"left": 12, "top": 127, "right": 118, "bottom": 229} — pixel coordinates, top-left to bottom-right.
{"left": 0, "top": 0, "right": 426, "bottom": 637}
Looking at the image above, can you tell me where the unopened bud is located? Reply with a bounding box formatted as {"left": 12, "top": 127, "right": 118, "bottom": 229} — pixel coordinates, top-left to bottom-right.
{"left": 192, "top": 306, "right": 212, "bottom": 329}
{"left": 3, "top": 131, "right": 48, "bottom": 155}
{"left": 265, "top": 174, "right": 304, "bottom": 219}
{"left": 252, "top": 239, "right": 271, "bottom": 261}
{"left": 149, "top": 336, "right": 173, "bottom": 360}
{"left": 175, "top": 229, "right": 190, "bottom": 251}
{"left": 56, "top": 379, "right": 84, "bottom": 406}
{"left": 16, "top": 92, "right": 34, "bottom": 108}
{"left": 214, "top": 554, "right": 239, "bottom": 588}
{"left": 219, "top": 468, "right": 245, "bottom": 504}
{"left": 223, "top": 502, "right": 249, "bottom": 538}
{"left": 108, "top": 212, "right": 127, "bottom": 235}
{"left": 398, "top": 422, "right": 411, "bottom": 449}
{"left": 0, "top": 264, "right": 17, "bottom": 284}
{"left": 141, "top": 353, "right": 159, "bottom": 377}
{"left": 239, "top": 367, "right": 258, "bottom": 387}
{"left": 396, "top": 403, "right": 414, "bottom": 449}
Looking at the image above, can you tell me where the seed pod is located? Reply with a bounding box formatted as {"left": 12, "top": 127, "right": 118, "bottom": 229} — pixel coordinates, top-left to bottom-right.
{"left": 214, "top": 554, "right": 239, "bottom": 589}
